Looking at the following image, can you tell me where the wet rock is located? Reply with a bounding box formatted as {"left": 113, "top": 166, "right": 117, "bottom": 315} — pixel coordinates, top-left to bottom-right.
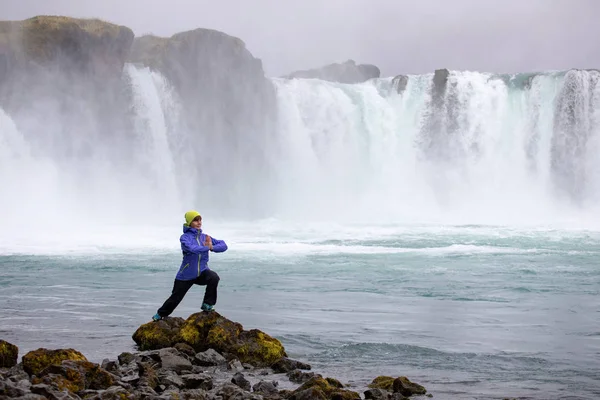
{"left": 195, "top": 348, "right": 227, "bottom": 366}
{"left": 174, "top": 342, "right": 196, "bottom": 358}
{"left": 30, "top": 383, "right": 80, "bottom": 400}
{"left": 101, "top": 359, "right": 119, "bottom": 374}
{"left": 368, "top": 376, "right": 395, "bottom": 391}
{"left": 392, "top": 75, "right": 409, "bottom": 94}
{"left": 0, "top": 339, "right": 19, "bottom": 368}
{"left": 136, "top": 385, "right": 159, "bottom": 398}
{"left": 180, "top": 388, "right": 208, "bottom": 399}
{"left": 181, "top": 373, "right": 213, "bottom": 390}
{"left": 231, "top": 371, "right": 251, "bottom": 391}
{"left": 228, "top": 359, "right": 244, "bottom": 372}
{"left": 80, "top": 385, "right": 136, "bottom": 400}
{"left": 158, "top": 370, "right": 185, "bottom": 388}
{"left": 287, "top": 369, "right": 321, "bottom": 384}
{"left": 291, "top": 377, "right": 360, "bottom": 400}
{"left": 35, "top": 360, "right": 115, "bottom": 392}
{"left": 364, "top": 388, "right": 389, "bottom": 400}
{"left": 118, "top": 352, "right": 136, "bottom": 366}
{"left": 2, "top": 379, "right": 26, "bottom": 397}
{"left": 271, "top": 357, "right": 311, "bottom": 373}
{"left": 214, "top": 383, "right": 263, "bottom": 400}
{"left": 119, "top": 361, "right": 140, "bottom": 384}
{"left": 392, "top": 377, "right": 426, "bottom": 397}
{"left": 289, "top": 387, "right": 327, "bottom": 400}
{"left": 22, "top": 348, "right": 87, "bottom": 376}
{"left": 252, "top": 379, "right": 279, "bottom": 395}
{"left": 138, "top": 361, "right": 159, "bottom": 389}
{"left": 158, "top": 348, "right": 193, "bottom": 373}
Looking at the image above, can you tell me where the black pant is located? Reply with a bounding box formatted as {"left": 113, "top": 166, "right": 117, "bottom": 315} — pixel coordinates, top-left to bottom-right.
{"left": 157, "top": 269, "right": 220, "bottom": 317}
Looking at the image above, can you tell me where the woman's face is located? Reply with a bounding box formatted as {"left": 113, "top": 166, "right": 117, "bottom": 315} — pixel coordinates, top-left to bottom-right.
{"left": 190, "top": 217, "right": 202, "bottom": 229}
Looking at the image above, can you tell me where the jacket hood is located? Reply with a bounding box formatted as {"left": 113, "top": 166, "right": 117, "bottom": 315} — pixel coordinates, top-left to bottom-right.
{"left": 182, "top": 224, "right": 202, "bottom": 234}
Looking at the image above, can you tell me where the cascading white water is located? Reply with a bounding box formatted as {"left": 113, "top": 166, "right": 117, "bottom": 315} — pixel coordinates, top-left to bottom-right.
{"left": 0, "top": 65, "right": 188, "bottom": 249}
{"left": 2, "top": 68, "right": 600, "bottom": 247}
{"left": 124, "top": 64, "right": 182, "bottom": 212}
{"left": 270, "top": 70, "right": 600, "bottom": 226}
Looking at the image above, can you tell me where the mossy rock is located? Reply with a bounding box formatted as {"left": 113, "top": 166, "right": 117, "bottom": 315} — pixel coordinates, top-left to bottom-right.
{"left": 236, "top": 329, "right": 286, "bottom": 366}
{"left": 368, "top": 376, "right": 395, "bottom": 391}
{"left": 368, "top": 376, "right": 426, "bottom": 396}
{"left": 33, "top": 360, "right": 114, "bottom": 393}
{"left": 32, "top": 373, "right": 84, "bottom": 393}
{"left": 178, "top": 311, "right": 242, "bottom": 351}
{"left": 0, "top": 339, "right": 18, "bottom": 368}
{"left": 132, "top": 316, "right": 185, "bottom": 351}
{"left": 177, "top": 312, "right": 286, "bottom": 367}
{"left": 132, "top": 312, "right": 287, "bottom": 367}
{"left": 392, "top": 377, "right": 426, "bottom": 396}
{"left": 294, "top": 377, "right": 360, "bottom": 400}
{"left": 22, "top": 348, "right": 87, "bottom": 376}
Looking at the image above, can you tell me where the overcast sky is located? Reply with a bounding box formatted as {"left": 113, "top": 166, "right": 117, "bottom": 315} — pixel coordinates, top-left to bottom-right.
{"left": 1, "top": 0, "right": 598, "bottom": 77}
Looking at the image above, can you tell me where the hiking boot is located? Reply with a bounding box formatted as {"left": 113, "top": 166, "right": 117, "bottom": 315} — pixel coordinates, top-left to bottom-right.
{"left": 201, "top": 303, "right": 215, "bottom": 312}
{"left": 152, "top": 313, "right": 163, "bottom": 321}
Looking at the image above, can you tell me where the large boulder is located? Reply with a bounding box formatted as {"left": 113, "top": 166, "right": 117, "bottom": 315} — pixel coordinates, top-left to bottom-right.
{"left": 0, "top": 339, "right": 18, "bottom": 368}
{"left": 22, "top": 348, "right": 88, "bottom": 376}
{"left": 285, "top": 59, "right": 380, "bottom": 83}
{"left": 132, "top": 312, "right": 287, "bottom": 367}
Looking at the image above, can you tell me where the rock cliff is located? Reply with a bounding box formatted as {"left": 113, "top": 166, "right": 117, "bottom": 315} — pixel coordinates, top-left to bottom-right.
{"left": 285, "top": 59, "right": 380, "bottom": 83}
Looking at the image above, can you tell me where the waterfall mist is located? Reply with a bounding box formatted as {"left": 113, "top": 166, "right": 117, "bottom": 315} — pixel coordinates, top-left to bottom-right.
{"left": 2, "top": 65, "right": 600, "bottom": 252}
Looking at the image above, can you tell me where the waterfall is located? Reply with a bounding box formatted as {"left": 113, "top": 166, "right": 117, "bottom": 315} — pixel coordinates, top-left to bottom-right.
{"left": 1, "top": 67, "right": 600, "bottom": 236}
{"left": 124, "top": 64, "right": 182, "bottom": 211}
{"left": 270, "top": 70, "right": 600, "bottom": 225}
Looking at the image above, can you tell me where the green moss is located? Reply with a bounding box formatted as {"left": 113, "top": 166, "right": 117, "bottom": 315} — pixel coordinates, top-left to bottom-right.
{"left": 22, "top": 348, "right": 87, "bottom": 376}
{"left": 0, "top": 339, "right": 19, "bottom": 368}
{"left": 392, "top": 376, "right": 426, "bottom": 396}
{"left": 206, "top": 325, "right": 230, "bottom": 347}
{"left": 132, "top": 322, "right": 175, "bottom": 350}
{"left": 53, "top": 374, "right": 84, "bottom": 392}
{"left": 295, "top": 377, "right": 359, "bottom": 400}
{"left": 178, "top": 312, "right": 241, "bottom": 352}
{"left": 325, "top": 377, "right": 344, "bottom": 388}
{"left": 368, "top": 376, "right": 395, "bottom": 391}
{"left": 178, "top": 323, "right": 200, "bottom": 344}
{"left": 82, "top": 361, "right": 114, "bottom": 390}
{"left": 236, "top": 329, "right": 286, "bottom": 366}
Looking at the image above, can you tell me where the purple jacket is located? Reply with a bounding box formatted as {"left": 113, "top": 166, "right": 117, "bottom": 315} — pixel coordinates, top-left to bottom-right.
{"left": 176, "top": 225, "right": 227, "bottom": 280}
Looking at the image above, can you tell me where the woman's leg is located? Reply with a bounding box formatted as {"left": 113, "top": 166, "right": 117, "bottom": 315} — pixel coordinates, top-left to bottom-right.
{"left": 157, "top": 279, "right": 195, "bottom": 317}
{"left": 195, "top": 269, "right": 220, "bottom": 306}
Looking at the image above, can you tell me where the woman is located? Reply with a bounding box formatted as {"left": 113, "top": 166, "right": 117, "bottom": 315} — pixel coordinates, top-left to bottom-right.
{"left": 152, "top": 210, "right": 228, "bottom": 321}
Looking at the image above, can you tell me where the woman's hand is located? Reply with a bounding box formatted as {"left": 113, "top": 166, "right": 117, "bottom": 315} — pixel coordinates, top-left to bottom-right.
{"left": 204, "top": 235, "right": 213, "bottom": 251}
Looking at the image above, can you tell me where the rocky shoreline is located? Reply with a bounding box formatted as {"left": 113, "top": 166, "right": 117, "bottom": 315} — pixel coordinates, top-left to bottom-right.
{"left": 0, "top": 311, "right": 429, "bottom": 400}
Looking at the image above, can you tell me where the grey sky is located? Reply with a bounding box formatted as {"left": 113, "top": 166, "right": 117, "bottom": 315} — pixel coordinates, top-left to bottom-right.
{"left": 1, "top": 0, "right": 598, "bottom": 77}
